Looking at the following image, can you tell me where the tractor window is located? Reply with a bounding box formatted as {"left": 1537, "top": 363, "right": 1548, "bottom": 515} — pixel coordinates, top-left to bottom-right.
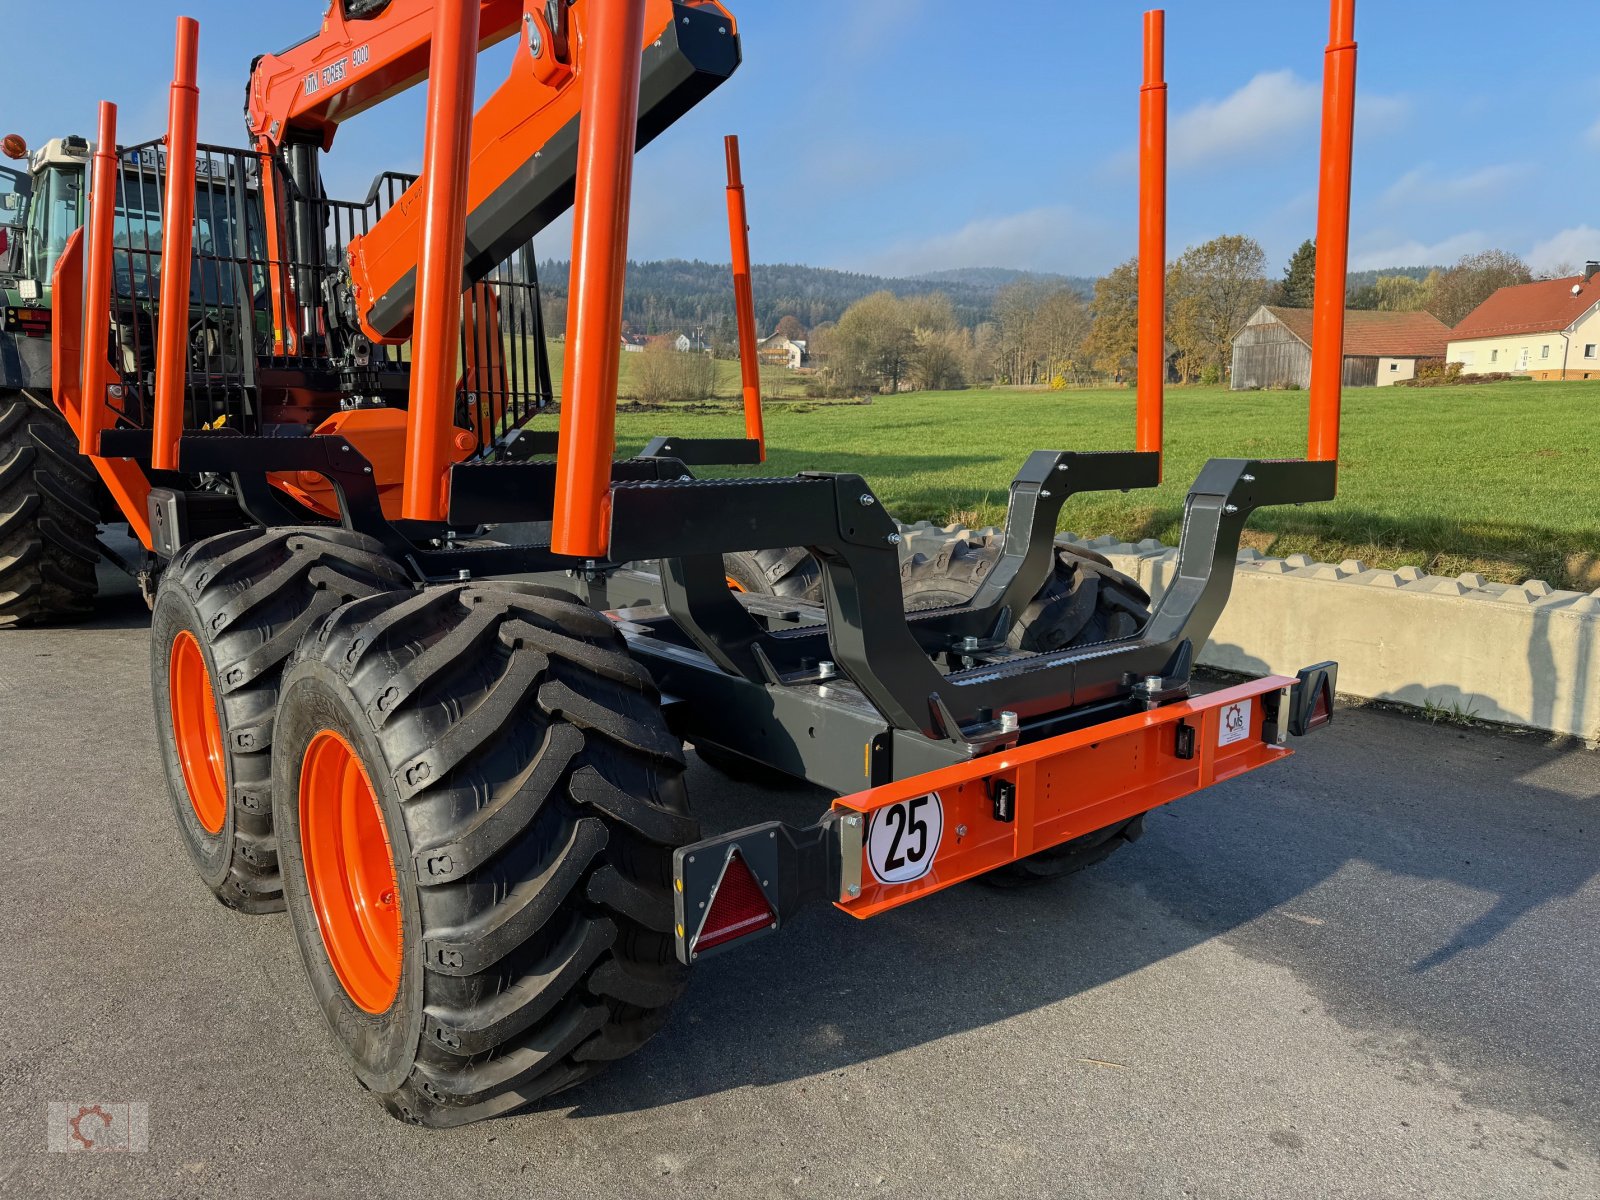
{"left": 0, "top": 166, "right": 27, "bottom": 231}
{"left": 28, "top": 166, "right": 83, "bottom": 284}
{"left": 113, "top": 171, "right": 264, "bottom": 305}
{"left": 0, "top": 166, "right": 27, "bottom": 274}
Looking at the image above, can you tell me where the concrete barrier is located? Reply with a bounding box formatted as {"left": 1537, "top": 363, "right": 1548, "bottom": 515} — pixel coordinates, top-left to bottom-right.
{"left": 1061, "top": 534, "right": 1600, "bottom": 745}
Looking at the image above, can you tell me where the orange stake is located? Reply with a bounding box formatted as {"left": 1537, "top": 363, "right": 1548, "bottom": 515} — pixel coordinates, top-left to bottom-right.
{"left": 1136, "top": 10, "right": 1167, "bottom": 475}
{"left": 1308, "top": 0, "right": 1357, "bottom": 465}
{"left": 151, "top": 17, "right": 199, "bottom": 473}
{"left": 551, "top": 0, "right": 649, "bottom": 558}
{"left": 724, "top": 135, "right": 765, "bottom": 458}
{"left": 79, "top": 101, "right": 118, "bottom": 457}
{"left": 400, "top": 0, "right": 482, "bottom": 521}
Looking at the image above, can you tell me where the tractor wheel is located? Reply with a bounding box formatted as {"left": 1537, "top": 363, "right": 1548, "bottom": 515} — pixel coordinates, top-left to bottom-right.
{"left": 980, "top": 814, "right": 1147, "bottom": 888}
{"left": 150, "top": 528, "right": 408, "bottom": 913}
{"left": 721, "top": 547, "right": 822, "bottom": 602}
{"left": 0, "top": 390, "right": 100, "bottom": 628}
{"left": 900, "top": 531, "right": 1154, "bottom": 886}
{"left": 271, "top": 582, "right": 695, "bottom": 1126}
{"left": 900, "top": 533, "right": 1150, "bottom": 651}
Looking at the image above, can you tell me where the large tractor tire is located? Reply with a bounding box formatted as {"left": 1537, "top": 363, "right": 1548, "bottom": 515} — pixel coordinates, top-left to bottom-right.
{"left": 271, "top": 582, "right": 695, "bottom": 1126}
{"left": 901, "top": 532, "right": 1150, "bottom": 650}
{"left": 902, "top": 530, "right": 1154, "bottom": 885}
{"left": 150, "top": 528, "right": 408, "bottom": 912}
{"left": 720, "top": 547, "right": 823, "bottom": 602}
{"left": 0, "top": 390, "right": 100, "bottom": 628}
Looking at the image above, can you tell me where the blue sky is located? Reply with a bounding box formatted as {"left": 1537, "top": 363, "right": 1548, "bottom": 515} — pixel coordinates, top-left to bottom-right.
{"left": 7, "top": 1, "right": 1598, "bottom": 279}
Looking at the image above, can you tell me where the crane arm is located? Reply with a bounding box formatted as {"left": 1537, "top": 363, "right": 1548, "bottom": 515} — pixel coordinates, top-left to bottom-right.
{"left": 247, "top": 0, "right": 740, "bottom": 345}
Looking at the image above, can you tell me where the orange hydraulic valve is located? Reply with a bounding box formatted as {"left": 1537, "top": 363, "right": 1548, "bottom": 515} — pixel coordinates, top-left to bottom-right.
{"left": 151, "top": 17, "right": 200, "bottom": 473}
{"left": 551, "top": 0, "right": 650, "bottom": 558}
{"left": 79, "top": 101, "right": 119, "bottom": 457}
{"left": 1308, "top": 0, "right": 1357, "bottom": 465}
{"left": 1136, "top": 9, "right": 1167, "bottom": 476}
{"left": 400, "top": 0, "right": 482, "bottom": 521}
{"left": 724, "top": 135, "right": 765, "bottom": 458}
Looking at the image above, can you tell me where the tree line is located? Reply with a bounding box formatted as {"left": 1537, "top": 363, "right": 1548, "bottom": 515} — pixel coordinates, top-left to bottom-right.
{"left": 804, "top": 238, "right": 1550, "bottom": 394}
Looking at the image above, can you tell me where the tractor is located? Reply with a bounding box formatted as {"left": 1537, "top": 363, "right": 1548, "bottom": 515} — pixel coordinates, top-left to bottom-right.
{"left": 32, "top": 0, "right": 1350, "bottom": 1126}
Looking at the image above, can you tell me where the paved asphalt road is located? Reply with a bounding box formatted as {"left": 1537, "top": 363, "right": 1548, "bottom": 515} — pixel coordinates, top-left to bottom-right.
{"left": 1, "top": 569, "right": 1597, "bottom": 1198}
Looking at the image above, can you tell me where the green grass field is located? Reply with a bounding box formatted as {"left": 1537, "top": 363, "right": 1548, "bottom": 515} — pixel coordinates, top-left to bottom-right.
{"left": 541, "top": 340, "right": 811, "bottom": 401}
{"left": 598, "top": 379, "right": 1600, "bottom": 590}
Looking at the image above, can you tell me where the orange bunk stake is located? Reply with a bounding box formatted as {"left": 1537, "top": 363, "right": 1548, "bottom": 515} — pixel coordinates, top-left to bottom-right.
{"left": 1308, "top": 0, "right": 1358, "bottom": 465}
{"left": 79, "top": 101, "right": 119, "bottom": 457}
{"left": 151, "top": 17, "right": 200, "bottom": 473}
{"left": 1136, "top": 10, "right": 1167, "bottom": 476}
{"left": 400, "top": 0, "right": 482, "bottom": 522}
{"left": 551, "top": 0, "right": 650, "bottom": 558}
{"left": 724, "top": 135, "right": 765, "bottom": 459}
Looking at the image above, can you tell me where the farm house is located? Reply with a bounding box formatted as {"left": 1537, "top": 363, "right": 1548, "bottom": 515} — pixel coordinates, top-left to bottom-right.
{"left": 1230, "top": 306, "right": 1450, "bottom": 389}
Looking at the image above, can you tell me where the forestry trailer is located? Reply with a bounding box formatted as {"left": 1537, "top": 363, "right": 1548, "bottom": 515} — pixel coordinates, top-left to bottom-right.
{"left": 23, "top": 0, "right": 1350, "bottom": 1125}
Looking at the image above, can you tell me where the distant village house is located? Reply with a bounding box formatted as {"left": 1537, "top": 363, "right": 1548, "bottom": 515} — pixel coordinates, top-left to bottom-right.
{"left": 1229, "top": 306, "right": 1450, "bottom": 389}
{"left": 1446, "top": 270, "right": 1600, "bottom": 381}
{"left": 756, "top": 332, "right": 808, "bottom": 370}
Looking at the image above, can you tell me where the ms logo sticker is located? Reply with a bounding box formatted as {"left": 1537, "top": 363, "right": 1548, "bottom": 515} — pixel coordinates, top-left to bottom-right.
{"left": 1218, "top": 699, "right": 1253, "bottom": 747}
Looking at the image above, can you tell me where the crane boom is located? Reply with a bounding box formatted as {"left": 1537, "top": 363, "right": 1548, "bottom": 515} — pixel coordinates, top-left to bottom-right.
{"left": 246, "top": 0, "right": 740, "bottom": 344}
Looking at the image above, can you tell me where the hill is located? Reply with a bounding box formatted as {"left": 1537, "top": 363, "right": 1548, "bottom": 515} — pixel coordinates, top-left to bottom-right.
{"left": 532, "top": 258, "right": 1447, "bottom": 340}
{"left": 534, "top": 258, "right": 1075, "bottom": 337}
{"left": 906, "top": 267, "right": 1096, "bottom": 297}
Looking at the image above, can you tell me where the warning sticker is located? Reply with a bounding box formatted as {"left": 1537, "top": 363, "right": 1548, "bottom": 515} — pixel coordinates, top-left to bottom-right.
{"left": 1218, "top": 699, "right": 1252, "bottom": 747}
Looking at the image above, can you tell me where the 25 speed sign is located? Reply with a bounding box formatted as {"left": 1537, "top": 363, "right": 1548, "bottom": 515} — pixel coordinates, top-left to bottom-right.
{"left": 867, "top": 793, "right": 944, "bottom": 884}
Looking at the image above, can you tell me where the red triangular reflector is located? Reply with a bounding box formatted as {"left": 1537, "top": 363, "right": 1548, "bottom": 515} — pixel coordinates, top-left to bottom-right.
{"left": 694, "top": 849, "right": 776, "bottom": 953}
{"left": 1310, "top": 678, "right": 1333, "bottom": 727}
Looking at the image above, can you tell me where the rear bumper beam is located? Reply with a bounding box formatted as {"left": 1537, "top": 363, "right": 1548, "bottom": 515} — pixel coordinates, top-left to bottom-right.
{"left": 674, "top": 670, "right": 1331, "bottom": 963}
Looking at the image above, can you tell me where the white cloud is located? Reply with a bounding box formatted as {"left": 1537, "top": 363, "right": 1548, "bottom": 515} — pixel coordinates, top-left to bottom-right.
{"left": 1168, "top": 70, "right": 1319, "bottom": 169}
{"left": 861, "top": 206, "right": 1113, "bottom": 277}
{"left": 1528, "top": 226, "right": 1600, "bottom": 275}
{"left": 1356, "top": 93, "right": 1411, "bottom": 135}
{"left": 1381, "top": 162, "right": 1522, "bottom": 207}
{"left": 1349, "top": 232, "right": 1487, "bottom": 271}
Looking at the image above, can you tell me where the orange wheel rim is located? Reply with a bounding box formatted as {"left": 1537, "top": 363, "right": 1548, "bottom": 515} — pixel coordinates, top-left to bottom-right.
{"left": 725, "top": 575, "right": 747, "bottom": 593}
{"left": 169, "top": 629, "right": 227, "bottom": 835}
{"left": 299, "top": 730, "right": 402, "bottom": 1014}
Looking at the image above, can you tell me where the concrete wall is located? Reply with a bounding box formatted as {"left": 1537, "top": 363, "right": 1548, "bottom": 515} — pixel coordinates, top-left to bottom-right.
{"left": 1063, "top": 534, "right": 1600, "bottom": 744}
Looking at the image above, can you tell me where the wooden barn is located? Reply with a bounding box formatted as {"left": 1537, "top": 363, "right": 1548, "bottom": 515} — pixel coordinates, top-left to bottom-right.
{"left": 1229, "top": 306, "right": 1450, "bottom": 389}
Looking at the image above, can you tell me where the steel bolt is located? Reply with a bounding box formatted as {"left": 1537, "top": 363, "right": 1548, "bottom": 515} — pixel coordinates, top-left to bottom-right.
{"left": 1242, "top": 473, "right": 1256, "bottom": 482}
{"left": 846, "top": 884, "right": 861, "bottom": 897}
{"left": 458, "top": 570, "right": 471, "bottom": 582}
{"left": 957, "top": 635, "right": 981, "bottom": 652}
{"left": 1040, "top": 490, "right": 1052, "bottom": 499}
{"left": 998, "top": 710, "right": 1020, "bottom": 733}
{"left": 886, "top": 532, "right": 903, "bottom": 546}
{"left": 1224, "top": 504, "right": 1239, "bottom": 514}
{"left": 1056, "top": 462, "right": 1070, "bottom": 472}
{"left": 956, "top": 824, "right": 968, "bottom": 838}
{"left": 858, "top": 494, "right": 876, "bottom": 507}
{"left": 816, "top": 660, "right": 838, "bottom": 680}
